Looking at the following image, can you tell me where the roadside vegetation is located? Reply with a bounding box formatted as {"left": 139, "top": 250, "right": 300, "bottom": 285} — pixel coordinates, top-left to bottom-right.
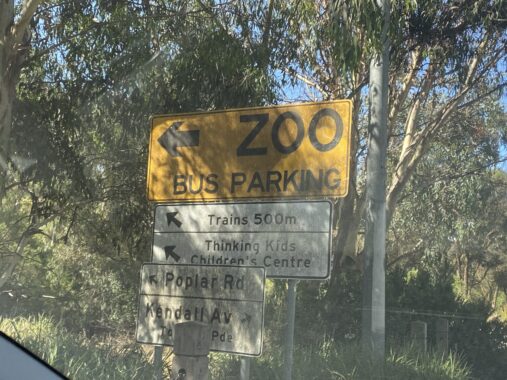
{"left": 1, "top": 1, "right": 506, "bottom": 379}
{"left": 1, "top": 314, "right": 472, "bottom": 379}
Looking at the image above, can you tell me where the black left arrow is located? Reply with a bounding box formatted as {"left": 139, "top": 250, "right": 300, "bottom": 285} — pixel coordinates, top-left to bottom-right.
{"left": 149, "top": 275, "right": 157, "bottom": 285}
{"left": 164, "top": 246, "right": 181, "bottom": 262}
{"left": 158, "top": 121, "right": 200, "bottom": 157}
{"left": 166, "top": 212, "right": 182, "bottom": 228}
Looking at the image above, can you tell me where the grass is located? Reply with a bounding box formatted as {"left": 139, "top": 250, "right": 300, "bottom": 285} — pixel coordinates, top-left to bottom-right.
{"left": 1, "top": 314, "right": 472, "bottom": 379}
{"left": 210, "top": 340, "right": 471, "bottom": 380}
{"left": 0, "top": 314, "right": 157, "bottom": 379}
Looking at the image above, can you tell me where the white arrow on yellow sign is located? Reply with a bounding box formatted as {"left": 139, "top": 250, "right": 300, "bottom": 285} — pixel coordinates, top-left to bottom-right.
{"left": 147, "top": 100, "right": 352, "bottom": 202}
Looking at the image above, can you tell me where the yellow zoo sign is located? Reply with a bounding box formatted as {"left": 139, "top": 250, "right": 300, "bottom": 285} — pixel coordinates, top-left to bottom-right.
{"left": 147, "top": 100, "right": 352, "bottom": 202}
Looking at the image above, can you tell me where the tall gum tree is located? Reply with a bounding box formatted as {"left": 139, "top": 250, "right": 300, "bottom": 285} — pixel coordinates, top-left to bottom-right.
{"left": 0, "top": 0, "right": 41, "bottom": 198}
{"left": 275, "top": 0, "right": 507, "bottom": 280}
{"left": 165, "top": 0, "right": 506, "bottom": 294}
{"left": 0, "top": 0, "right": 43, "bottom": 290}
{"left": 0, "top": 1, "right": 279, "bottom": 292}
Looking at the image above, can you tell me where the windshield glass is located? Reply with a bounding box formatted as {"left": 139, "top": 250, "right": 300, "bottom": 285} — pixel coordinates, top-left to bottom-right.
{"left": 1, "top": 1, "right": 506, "bottom": 379}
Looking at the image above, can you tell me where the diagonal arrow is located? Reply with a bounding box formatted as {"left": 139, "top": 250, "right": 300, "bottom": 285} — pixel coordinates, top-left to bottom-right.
{"left": 166, "top": 212, "right": 182, "bottom": 228}
{"left": 164, "top": 246, "right": 181, "bottom": 262}
{"left": 149, "top": 274, "right": 158, "bottom": 285}
{"left": 158, "top": 121, "right": 200, "bottom": 157}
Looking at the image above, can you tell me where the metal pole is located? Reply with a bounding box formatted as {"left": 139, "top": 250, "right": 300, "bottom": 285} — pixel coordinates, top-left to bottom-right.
{"left": 153, "top": 345, "right": 164, "bottom": 380}
{"left": 284, "top": 279, "right": 297, "bottom": 380}
{"left": 240, "top": 357, "right": 251, "bottom": 380}
{"left": 361, "top": 0, "right": 390, "bottom": 363}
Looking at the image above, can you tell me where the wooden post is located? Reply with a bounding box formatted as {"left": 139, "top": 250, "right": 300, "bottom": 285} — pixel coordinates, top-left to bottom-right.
{"left": 435, "top": 318, "right": 449, "bottom": 354}
{"left": 171, "top": 322, "right": 211, "bottom": 380}
{"left": 410, "top": 321, "right": 427, "bottom": 352}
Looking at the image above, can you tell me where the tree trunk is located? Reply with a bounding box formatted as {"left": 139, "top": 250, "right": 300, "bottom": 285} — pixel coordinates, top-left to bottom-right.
{"left": 0, "top": 84, "right": 13, "bottom": 195}
{"left": 491, "top": 285, "right": 499, "bottom": 310}
{"left": 0, "top": 1, "right": 15, "bottom": 199}
{"left": 463, "top": 255, "right": 470, "bottom": 300}
{"left": 0, "top": 0, "right": 41, "bottom": 199}
{"left": 331, "top": 90, "right": 363, "bottom": 272}
{"left": 324, "top": 90, "right": 363, "bottom": 303}
{"left": 0, "top": 0, "right": 42, "bottom": 288}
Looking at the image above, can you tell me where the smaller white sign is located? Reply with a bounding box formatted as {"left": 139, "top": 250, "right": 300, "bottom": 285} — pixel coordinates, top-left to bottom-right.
{"left": 152, "top": 200, "right": 333, "bottom": 279}
{"left": 136, "top": 264, "right": 265, "bottom": 356}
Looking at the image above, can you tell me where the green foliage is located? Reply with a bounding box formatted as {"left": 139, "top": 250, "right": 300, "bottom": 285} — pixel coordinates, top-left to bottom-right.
{"left": 0, "top": 314, "right": 156, "bottom": 379}
{"left": 448, "top": 302, "right": 507, "bottom": 380}
{"left": 389, "top": 97, "right": 507, "bottom": 308}
{"left": 5, "top": 237, "right": 141, "bottom": 336}
{"left": 45, "top": 244, "right": 138, "bottom": 334}
{"left": 0, "top": 189, "right": 32, "bottom": 259}
{"left": 387, "top": 266, "right": 507, "bottom": 379}
{"left": 310, "top": 271, "right": 363, "bottom": 343}
{"left": 1, "top": 1, "right": 506, "bottom": 378}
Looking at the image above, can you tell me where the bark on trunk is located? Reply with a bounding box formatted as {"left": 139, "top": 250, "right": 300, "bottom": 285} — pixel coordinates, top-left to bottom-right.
{"left": 332, "top": 90, "right": 363, "bottom": 271}
{"left": 463, "top": 255, "right": 470, "bottom": 299}
{"left": 0, "top": 1, "right": 15, "bottom": 199}
{"left": 385, "top": 34, "right": 491, "bottom": 228}
{"left": 491, "top": 285, "right": 499, "bottom": 310}
{"left": 325, "top": 89, "right": 364, "bottom": 302}
{"left": 0, "top": 0, "right": 42, "bottom": 289}
{"left": 0, "top": 0, "right": 41, "bottom": 199}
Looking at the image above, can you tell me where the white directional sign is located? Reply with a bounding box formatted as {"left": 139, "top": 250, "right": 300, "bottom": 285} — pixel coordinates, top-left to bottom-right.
{"left": 151, "top": 200, "right": 332, "bottom": 279}
{"left": 136, "top": 264, "right": 265, "bottom": 356}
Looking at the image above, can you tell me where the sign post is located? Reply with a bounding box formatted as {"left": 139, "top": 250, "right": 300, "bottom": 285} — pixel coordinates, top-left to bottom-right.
{"left": 284, "top": 280, "right": 297, "bottom": 380}
{"left": 362, "top": 0, "right": 390, "bottom": 363}
{"left": 240, "top": 357, "right": 250, "bottom": 380}
{"left": 153, "top": 346, "right": 163, "bottom": 380}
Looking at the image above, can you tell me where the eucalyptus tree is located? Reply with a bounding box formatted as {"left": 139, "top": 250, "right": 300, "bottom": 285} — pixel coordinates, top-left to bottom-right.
{"left": 1, "top": 0, "right": 506, "bottom": 327}
{"left": 0, "top": 0, "right": 45, "bottom": 290}
{"left": 160, "top": 1, "right": 507, "bottom": 346}
{"left": 0, "top": 0, "right": 41, "bottom": 198}
{"left": 266, "top": 0, "right": 507, "bottom": 284}
{"left": 206, "top": 0, "right": 507, "bottom": 340}
{"left": 390, "top": 96, "right": 507, "bottom": 308}
{"left": 0, "top": 0, "right": 280, "bottom": 338}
